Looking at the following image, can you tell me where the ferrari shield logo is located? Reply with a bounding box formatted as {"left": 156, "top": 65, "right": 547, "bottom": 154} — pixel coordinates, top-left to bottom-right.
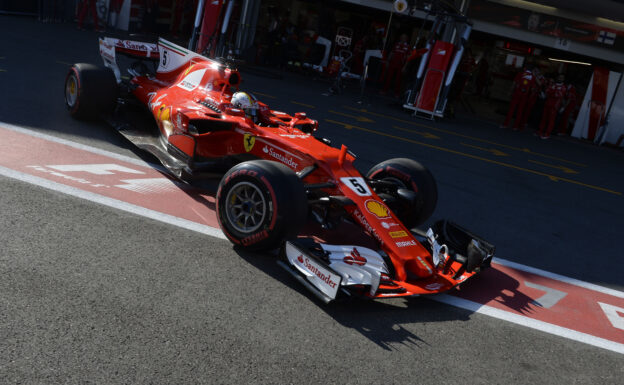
{"left": 243, "top": 134, "right": 255, "bottom": 152}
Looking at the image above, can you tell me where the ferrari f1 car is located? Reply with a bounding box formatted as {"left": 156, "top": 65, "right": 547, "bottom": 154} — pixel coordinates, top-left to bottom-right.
{"left": 64, "top": 37, "right": 495, "bottom": 303}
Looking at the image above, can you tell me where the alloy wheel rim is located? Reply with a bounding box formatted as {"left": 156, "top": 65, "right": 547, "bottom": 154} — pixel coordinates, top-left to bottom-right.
{"left": 225, "top": 181, "right": 267, "bottom": 234}
{"left": 65, "top": 75, "right": 77, "bottom": 107}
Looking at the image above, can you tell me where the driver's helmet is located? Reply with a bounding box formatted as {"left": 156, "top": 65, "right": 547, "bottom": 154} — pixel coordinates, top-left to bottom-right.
{"left": 231, "top": 92, "right": 258, "bottom": 119}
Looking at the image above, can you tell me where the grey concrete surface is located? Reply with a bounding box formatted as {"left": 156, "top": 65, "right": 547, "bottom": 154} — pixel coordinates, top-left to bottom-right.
{"left": 1, "top": 176, "right": 622, "bottom": 384}
{"left": 1, "top": 15, "right": 623, "bottom": 384}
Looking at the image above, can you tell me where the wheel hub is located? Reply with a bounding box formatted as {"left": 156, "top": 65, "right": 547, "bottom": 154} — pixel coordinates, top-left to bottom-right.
{"left": 224, "top": 181, "right": 267, "bottom": 234}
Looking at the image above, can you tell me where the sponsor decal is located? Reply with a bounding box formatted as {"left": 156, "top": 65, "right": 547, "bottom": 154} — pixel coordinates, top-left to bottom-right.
{"left": 352, "top": 209, "right": 383, "bottom": 243}
{"left": 241, "top": 230, "right": 269, "bottom": 246}
{"left": 116, "top": 40, "right": 157, "bottom": 52}
{"left": 340, "top": 177, "right": 372, "bottom": 196}
{"left": 396, "top": 240, "right": 417, "bottom": 247}
{"left": 389, "top": 230, "right": 408, "bottom": 238}
{"left": 149, "top": 93, "right": 166, "bottom": 110}
{"left": 301, "top": 257, "right": 338, "bottom": 289}
{"left": 177, "top": 68, "right": 206, "bottom": 91}
{"left": 99, "top": 40, "right": 115, "bottom": 63}
{"left": 365, "top": 199, "right": 390, "bottom": 219}
{"left": 437, "top": 49, "right": 446, "bottom": 55}
{"left": 158, "top": 105, "right": 171, "bottom": 122}
{"left": 291, "top": 254, "right": 340, "bottom": 290}
{"left": 381, "top": 221, "right": 399, "bottom": 229}
{"left": 343, "top": 248, "right": 367, "bottom": 266}
{"left": 243, "top": 134, "right": 255, "bottom": 152}
{"left": 279, "top": 134, "right": 310, "bottom": 139}
{"left": 262, "top": 145, "right": 298, "bottom": 169}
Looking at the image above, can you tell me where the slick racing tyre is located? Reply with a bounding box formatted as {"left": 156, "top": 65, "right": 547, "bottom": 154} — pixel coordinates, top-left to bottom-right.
{"left": 65, "top": 63, "right": 117, "bottom": 119}
{"left": 216, "top": 160, "right": 308, "bottom": 251}
{"left": 366, "top": 158, "right": 437, "bottom": 228}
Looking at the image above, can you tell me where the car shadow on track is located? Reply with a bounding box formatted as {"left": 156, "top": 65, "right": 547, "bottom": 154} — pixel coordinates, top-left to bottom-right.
{"left": 233, "top": 247, "right": 519, "bottom": 351}
{"left": 234, "top": 246, "right": 538, "bottom": 351}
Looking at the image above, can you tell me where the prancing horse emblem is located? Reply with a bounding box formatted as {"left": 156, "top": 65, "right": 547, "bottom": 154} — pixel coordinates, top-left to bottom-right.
{"left": 244, "top": 134, "right": 255, "bottom": 152}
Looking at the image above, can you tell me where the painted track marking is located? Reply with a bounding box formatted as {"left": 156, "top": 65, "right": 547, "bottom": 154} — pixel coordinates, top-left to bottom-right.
{"left": 325, "top": 119, "right": 621, "bottom": 196}
{"left": 0, "top": 122, "right": 622, "bottom": 354}
{"left": 291, "top": 100, "right": 315, "bottom": 108}
{"left": 343, "top": 106, "right": 588, "bottom": 167}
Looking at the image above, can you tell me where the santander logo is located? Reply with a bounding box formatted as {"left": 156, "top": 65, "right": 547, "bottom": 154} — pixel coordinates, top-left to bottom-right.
{"left": 343, "top": 247, "right": 367, "bottom": 266}
{"left": 297, "top": 255, "right": 338, "bottom": 289}
{"left": 262, "top": 145, "right": 299, "bottom": 169}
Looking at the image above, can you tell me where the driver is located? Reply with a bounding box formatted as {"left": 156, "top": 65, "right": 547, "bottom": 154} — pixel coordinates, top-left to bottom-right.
{"left": 231, "top": 91, "right": 260, "bottom": 122}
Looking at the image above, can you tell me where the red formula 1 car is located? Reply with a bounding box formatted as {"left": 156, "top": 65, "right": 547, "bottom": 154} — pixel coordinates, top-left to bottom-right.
{"left": 64, "top": 37, "right": 494, "bottom": 303}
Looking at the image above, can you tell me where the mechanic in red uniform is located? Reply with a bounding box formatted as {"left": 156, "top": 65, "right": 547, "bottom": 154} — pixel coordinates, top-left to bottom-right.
{"left": 382, "top": 34, "right": 410, "bottom": 97}
{"left": 501, "top": 65, "right": 535, "bottom": 130}
{"left": 77, "top": 0, "right": 100, "bottom": 31}
{"left": 520, "top": 67, "right": 545, "bottom": 129}
{"left": 556, "top": 83, "right": 579, "bottom": 136}
{"left": 537, "top": 74, "right": 567, "bottom": 139}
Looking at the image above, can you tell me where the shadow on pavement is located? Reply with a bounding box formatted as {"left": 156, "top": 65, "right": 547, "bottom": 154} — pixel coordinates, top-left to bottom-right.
{"left": 232, "top": 245, "right": 536, "bottom": 351}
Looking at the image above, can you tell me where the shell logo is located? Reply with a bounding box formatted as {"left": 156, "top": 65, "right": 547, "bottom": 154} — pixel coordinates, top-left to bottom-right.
{"left": 158, "top": 105, "right": 171, "bottom": 121}
{"left": 365, "top": 199, "right": 390, "bottom": 218}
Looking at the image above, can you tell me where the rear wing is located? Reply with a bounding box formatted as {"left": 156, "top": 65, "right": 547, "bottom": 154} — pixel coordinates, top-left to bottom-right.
{"left": 99, "top": 37, "right": 159, "bottom": 82}
{"left": 100, "top": 37, "right": 221, "bottom": 83}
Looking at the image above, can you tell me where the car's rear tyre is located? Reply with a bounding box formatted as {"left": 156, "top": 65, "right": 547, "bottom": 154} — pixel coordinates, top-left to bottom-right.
{"left": 64, "top": 63, "right": 117, "bottom": 119}
{"left": 216, "top": 160, "right": 308, "bottom": 251}
{"left": 366, "top": 158, "right": 437, "bottom": 228}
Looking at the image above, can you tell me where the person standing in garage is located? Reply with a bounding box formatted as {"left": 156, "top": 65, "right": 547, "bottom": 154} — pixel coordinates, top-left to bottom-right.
{"left": 555, "top": 82, "right": 579, "bottom": 136}
{"left": 381, "top": 33, "right": 410, "bottom": 98}
{"left": 537, "top": 74, "right": 567, "bottom": 139}
{"left": 521, "top": 66, "right": 545, "bottom": 130}
{"left": 501, "top": 64, "right": 535, "bottom": 130}
{"left": 77, "top": 0, "right": 101, "bottom": 31}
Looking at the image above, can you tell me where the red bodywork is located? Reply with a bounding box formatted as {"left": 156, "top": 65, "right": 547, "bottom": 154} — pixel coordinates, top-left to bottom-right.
{"left": 116, "top": 39, "right": 480, "bottom": 298}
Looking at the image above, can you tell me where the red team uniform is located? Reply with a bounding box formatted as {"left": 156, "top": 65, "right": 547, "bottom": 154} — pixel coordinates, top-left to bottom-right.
{"left": 557, "top": 84, "right": 578, "bottom": 135}
{"left": 383, "top": 40, "right": 410, "bottom": 95}
{"left": 503, "top": 68, "right": 535, "bottom": 130}
{"left": 538, "top": 80, "right": 567, "bottom": 138}
{"left": 77, "top": 0, "right": 100, "bottom": 30}
{"left": 521, "top": 71, "right": 544, "bottom": 129}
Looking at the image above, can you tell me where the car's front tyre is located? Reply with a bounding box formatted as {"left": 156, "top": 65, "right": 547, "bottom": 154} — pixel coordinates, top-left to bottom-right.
{"left": 366, "top": 158, "right": 438, "bottom": 228}
{"left": 216, "top": 160, "right": 308, "bottom": 251}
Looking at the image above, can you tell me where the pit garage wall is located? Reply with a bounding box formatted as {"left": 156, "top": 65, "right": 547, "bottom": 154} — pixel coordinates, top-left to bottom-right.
{"left": 601, "top": 81, "right": 624, "bottom": 147}
{"left": 573, "top": 71, "right": 624, "bottom": 147}
{"left": 340, "top": 1, "right": 624, "bottom": 64}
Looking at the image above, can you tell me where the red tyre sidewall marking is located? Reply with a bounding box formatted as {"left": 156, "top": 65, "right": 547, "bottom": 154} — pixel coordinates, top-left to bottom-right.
{"left": 260, "top": 175, "right": 278, "bottom": 231}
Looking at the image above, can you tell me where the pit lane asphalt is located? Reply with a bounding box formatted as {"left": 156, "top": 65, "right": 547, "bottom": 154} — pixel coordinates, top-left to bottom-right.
{"left": 1, "top": 16, "right": 623, "bottom": 384}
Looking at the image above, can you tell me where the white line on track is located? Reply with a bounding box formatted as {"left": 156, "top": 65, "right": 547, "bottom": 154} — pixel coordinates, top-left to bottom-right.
{"left": 0, "top": 165, "right": 226, "bottom": 240}
{"left": 2, "top": 122, "right": 623, "bottom": 354}
{"left": 1, "top": 121, "right": 164, "bottom": 170}
{"left": 494, "top": 257, "right": 624, "bottom": 299}
{"left": 434, "top": 294, "right": 624, "bottom": 354}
